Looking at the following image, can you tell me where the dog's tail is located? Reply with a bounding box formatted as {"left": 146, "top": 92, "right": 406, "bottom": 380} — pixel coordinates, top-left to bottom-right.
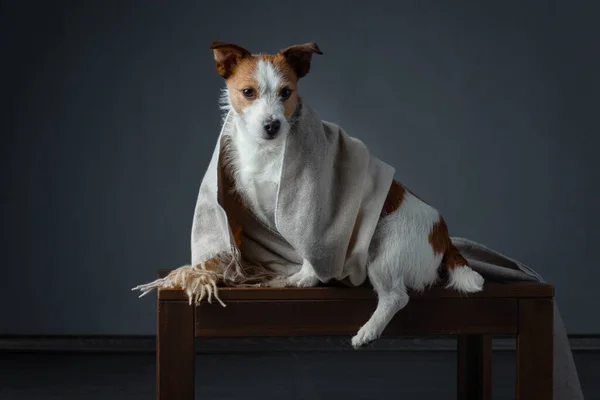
{"left": 442, "top": 241, "right": 484, "bottom": 293}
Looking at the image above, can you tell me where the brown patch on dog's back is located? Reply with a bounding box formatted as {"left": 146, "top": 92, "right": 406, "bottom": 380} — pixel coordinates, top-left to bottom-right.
{"left": 381, "top": 180, "right": 406, "bottom": 217}
{"left": 443, "top": 243, "right": 468, "bottom": 270}
{"left": 429, "top": 217, "right": 450, "bottom": 255}
{"left": 429, "top": 216, "right": 468, "bottom": 270}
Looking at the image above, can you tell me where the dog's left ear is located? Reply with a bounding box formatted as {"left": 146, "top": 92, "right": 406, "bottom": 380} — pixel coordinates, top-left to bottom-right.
{"left": 280, "top": 42, "right": 323, "bottom": 79}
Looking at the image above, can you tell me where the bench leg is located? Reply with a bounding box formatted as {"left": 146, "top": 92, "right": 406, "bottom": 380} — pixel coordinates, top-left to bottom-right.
{"left": 157, "top": 299, "right": 195, "bottom": 400}
{"left": 516, "top": 299, "right": 553, "bottom": 400}
{"left": 457, "top": 334, "right": 492, "bottom": 400}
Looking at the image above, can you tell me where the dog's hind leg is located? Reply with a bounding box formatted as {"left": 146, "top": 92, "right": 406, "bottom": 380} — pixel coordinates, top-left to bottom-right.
{"left": 351, "top": 257, "right": 409, "bottom": 349}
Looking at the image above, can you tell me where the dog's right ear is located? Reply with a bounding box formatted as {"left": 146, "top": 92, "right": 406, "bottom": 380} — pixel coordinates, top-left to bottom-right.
{"left": 209, "top": 41, "right": 251, "bottom": 78}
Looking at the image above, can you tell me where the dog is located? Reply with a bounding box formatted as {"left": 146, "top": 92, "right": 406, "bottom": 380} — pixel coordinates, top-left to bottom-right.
{"left": 209, "top": 40, "right": 484, "bottom": 348}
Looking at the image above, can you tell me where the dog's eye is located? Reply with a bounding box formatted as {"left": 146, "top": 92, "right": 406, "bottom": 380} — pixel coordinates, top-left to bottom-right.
{"left": 280, "top": 88, "right": 293, "bottom": 100}
{"left": 242, "top": 88, "right": 255, "bottom": 99}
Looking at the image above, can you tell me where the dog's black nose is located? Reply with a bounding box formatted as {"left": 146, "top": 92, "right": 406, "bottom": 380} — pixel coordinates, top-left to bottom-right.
{"left": 263, "top": 119, "right": 281, "bottom": 137}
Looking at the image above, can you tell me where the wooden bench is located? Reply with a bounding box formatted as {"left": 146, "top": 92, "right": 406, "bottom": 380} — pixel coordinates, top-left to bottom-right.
{"left": 155, "top": 270, "right": 554, "bottom": 399}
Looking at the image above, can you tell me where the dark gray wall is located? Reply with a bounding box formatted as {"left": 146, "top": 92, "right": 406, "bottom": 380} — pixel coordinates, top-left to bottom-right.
{"left": 1, "top": 0, "right": 598, "bottom": 335}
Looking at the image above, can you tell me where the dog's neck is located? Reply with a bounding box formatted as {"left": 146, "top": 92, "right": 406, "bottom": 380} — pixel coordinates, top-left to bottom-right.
{"left": 224, "top": 100, "right": 302, "bottom": 185}
{"left": 222, "top": 114, "right": 285, "bottom": 230}
{"left": 221, "top": 100, "right": 302, "bottom": 229}
{"left": 231, "top": 118, "right": 284, "bottom": 181}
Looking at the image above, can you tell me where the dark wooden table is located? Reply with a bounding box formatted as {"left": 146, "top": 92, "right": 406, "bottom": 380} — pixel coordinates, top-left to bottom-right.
{"left": 156, "top": 271, "right": 554, "bottom": 400}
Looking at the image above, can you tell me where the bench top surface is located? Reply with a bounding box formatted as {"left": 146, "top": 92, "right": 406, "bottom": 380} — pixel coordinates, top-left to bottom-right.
{"left": 156, "top": 269, "right": 554, "bottom": 301}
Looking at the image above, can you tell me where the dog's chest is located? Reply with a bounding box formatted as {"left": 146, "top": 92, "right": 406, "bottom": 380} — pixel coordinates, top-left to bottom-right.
{"left": 236, "top": 155, "right": 282, "bottom": 230}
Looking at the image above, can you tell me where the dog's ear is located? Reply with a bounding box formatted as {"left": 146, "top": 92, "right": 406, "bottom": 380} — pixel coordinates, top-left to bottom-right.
{"left": 209, "top": 41, "right": 251, "bottom": 78}
{"left": 280, "top": 42, "right": 323, "bottom": 79}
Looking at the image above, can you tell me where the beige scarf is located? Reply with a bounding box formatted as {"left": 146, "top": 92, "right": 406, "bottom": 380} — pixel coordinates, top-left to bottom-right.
{"left": 132, "top": 101, "right": 395, "bottom": 304}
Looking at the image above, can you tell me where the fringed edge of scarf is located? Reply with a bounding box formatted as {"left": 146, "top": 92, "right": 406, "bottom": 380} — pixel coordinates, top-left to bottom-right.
{"left": 131, "top": 246, "right": 280, "bottom": 307}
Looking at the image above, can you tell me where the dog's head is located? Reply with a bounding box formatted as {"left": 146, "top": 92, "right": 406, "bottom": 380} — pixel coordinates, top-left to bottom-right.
{"left": 210, "top": 41, "right": 322, "bottom": 142}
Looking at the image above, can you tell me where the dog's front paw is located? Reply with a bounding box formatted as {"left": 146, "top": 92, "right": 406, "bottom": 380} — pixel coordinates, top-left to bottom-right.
{"left": 351, "top": 325, "right": 379, "bottom": 349}
{"left": 286, "top": 264, "right": 320, "bottom": 288}
{"left": 263, "top": 277, "right": 289, "bottom": 288}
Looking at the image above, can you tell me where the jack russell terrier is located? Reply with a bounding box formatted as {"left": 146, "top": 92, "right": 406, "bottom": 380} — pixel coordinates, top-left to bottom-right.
{"left": 206, "top": 40, "right": 484, "bottom": 348}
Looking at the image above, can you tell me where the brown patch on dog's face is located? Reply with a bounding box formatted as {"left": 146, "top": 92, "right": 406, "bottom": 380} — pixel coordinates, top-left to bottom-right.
{"left": 222, "top": 57, "right": 261, "bottom": 114}
{"left": 381, "top": 180, "right": 406, "bottom": 217}
{"left": 223, "top": 54, "right": 300, "bottom": 119}
{"left": 210, "top": 41, "right": 322, "bottom": 119}
{"left": 262, "top": 54, "right": 301, "bottom": 118}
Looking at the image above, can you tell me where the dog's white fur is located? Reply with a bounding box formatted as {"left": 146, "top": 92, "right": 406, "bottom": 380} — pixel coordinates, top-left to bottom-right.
{"left": 221, "top": 59, "right": 483, "bottom": 348}
{"left": 221, "top": 60, "right": 287, "bottom": 231}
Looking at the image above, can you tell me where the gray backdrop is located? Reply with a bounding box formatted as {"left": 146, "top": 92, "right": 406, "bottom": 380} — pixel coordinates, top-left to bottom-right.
{"left": 1, "top": 0, "right": 598, "bottom": 335}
